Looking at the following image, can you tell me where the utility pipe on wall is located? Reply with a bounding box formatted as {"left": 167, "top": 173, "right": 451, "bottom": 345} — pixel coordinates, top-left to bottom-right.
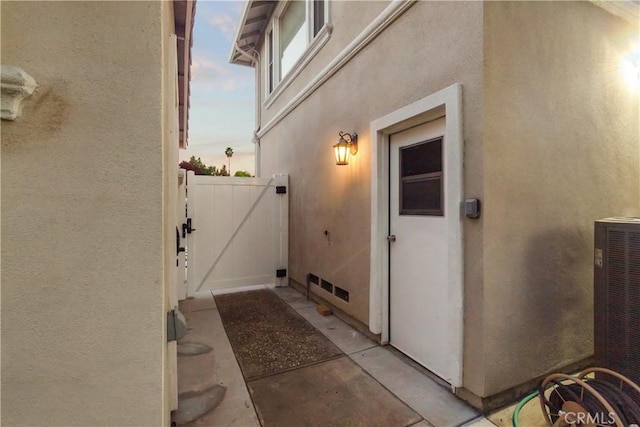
{"left": 235, "top": 43, "right": 262, "bottom": 177}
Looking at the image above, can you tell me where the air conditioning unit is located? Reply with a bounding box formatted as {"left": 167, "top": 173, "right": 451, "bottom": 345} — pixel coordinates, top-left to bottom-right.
{"left": 594, "top": 217, "right": 640, "bottom": 385}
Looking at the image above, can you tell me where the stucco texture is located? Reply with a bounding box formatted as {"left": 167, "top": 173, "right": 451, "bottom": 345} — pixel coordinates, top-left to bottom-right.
{"left": 261, "top": 0, "right": 389, "bottom": 123}
{"left": 1, "top": 2, "right": 171, "bottom": 425}
{"left": 482, "top": 1, "right": 640, "bottom": 396}
{"left": 258, "top": 0, "right": 485, "bottom": 338}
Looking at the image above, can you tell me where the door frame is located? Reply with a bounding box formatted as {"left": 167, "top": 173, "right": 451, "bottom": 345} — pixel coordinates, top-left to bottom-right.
{"left": 368, "top": 83, "right": 464, "bottom": 387}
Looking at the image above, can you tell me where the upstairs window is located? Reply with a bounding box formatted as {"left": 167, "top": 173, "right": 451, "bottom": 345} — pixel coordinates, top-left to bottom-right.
{"left": 267, "top": 29, "right": 274, "bottom": 94}
{"left": 265, "top": 0, "right": 329, "bottom": 96}
{"left": 313, "top": 0, "right": 325, "bottom": 36}
{"left": 280, "top": 0, "right": 306, "bottom": 78}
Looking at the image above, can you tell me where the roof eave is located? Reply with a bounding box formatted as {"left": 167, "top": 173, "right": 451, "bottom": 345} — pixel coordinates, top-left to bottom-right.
{"left": 175, "top": 0, "right": 196, "bottom": 149}
{"left": 228, "top": 0, "right": 255, "bottom": 65}
{"left": 229, "top": 0, "right": 276, "bottom": 67}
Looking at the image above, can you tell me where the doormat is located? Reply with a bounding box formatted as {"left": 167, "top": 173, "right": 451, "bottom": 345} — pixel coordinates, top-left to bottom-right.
{"left": 215, "top": 289, "right": 343, "bottom": 380}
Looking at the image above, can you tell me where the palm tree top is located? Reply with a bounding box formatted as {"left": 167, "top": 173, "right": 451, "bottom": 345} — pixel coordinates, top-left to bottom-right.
{"left": 225, "top": 147, "right": 233, "bottom": 158}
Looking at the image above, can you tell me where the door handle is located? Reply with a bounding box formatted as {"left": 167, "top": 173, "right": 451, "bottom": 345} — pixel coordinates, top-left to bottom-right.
{"left": 387, "top": 235, "right": 396, "bottom": 242}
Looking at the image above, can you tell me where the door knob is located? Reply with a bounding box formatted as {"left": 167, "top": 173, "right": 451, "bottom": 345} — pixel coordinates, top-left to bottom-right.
{"left": 387, "top": 234, "right": 396, "bottom": 242}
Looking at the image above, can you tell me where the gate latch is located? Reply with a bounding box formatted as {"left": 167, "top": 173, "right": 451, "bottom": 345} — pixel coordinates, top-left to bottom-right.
{"left": 183, "top": 218, "right": 196, "bottom": 235}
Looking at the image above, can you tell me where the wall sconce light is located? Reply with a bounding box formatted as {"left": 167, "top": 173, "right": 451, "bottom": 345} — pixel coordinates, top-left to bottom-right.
{"left": 333, "top": 131, "right": 358, "bottom": 165}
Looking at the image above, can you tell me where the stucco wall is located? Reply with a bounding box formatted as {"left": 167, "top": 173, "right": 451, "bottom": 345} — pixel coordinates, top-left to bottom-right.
{"left": 260, "top": 1, "right": 389, "bottom": 124}
{"left": 482, "top": 1, "right": 639, "bottom": 396}
{"left": 257, "top": 1, "right": 485, "bottom": 360}
{"left": 1, "top": 2, "right": 170, "bottom": 425}
{"left": 255, "top": 0, "right": 640, "bottom": 402}
{"left": 162, "top": 0, "right": 180, "bottom": 415}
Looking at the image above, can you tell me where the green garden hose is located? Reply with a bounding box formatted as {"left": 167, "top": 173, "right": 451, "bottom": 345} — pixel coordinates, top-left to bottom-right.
{"left": 512, "top": 390, "right": 540, "bottom": 427}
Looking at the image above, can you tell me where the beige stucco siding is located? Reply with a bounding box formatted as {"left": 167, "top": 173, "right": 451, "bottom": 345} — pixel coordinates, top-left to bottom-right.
{"left": 260, "top": 1, "right": 389, "bottom": 123}
{"left": 256, "top": 0, "right": 640, "bottom": 402}
{"left": 258, "top": 0, "right": 485, "bottom": 364}
{"left": 162, "top": 0, "right": 180, "bottom": 416}
{"left": 1, "top": 1, "right": 170, "bottom": 425}
{"left": 482, "top": 1, "right": 639, "bottom": 396}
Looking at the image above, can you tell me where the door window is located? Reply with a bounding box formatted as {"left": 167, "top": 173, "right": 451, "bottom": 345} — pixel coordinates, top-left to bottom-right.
{"left": 399, "top": 137, "right": 444, "bottom": 216}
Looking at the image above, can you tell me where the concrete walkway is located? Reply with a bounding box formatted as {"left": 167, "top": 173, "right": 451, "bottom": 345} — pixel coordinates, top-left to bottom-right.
{"left": 177, "top": 286, "right": 495, "bottom": 427}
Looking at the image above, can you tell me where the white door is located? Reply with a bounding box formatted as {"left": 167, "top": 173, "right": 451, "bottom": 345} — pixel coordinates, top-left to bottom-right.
{"left": 389, "top": 117, "right": 462, "bottom": 384}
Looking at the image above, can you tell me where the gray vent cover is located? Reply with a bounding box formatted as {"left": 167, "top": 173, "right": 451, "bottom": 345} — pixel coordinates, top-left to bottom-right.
{"left": 594, "top": 218, "right": 640, "bottom": 384}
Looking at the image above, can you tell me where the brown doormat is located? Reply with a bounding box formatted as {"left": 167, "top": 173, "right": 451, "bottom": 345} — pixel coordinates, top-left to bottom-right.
{"left": 215, "top": 289, "right": 343, "bottom": 380}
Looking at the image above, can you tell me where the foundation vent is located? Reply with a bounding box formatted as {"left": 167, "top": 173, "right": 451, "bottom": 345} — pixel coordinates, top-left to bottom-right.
{"left": 320, "top": 279, "right": 333, "bottom": 293}
{"left": 307, "top": 273, "right": 350, "bottom": 304}
{"left": 334, "top": 286, "right": 349, "bottom": 302}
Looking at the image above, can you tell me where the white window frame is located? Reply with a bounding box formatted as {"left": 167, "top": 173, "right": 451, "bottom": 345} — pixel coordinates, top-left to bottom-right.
{"left": 265, "top": 23, "right": 276, "bottom": 96}
{"left": 264, "top": 0, "right": 331, "bottom": 107}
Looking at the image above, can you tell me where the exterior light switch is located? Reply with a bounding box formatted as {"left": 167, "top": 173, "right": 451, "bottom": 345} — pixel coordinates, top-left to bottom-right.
{"left": 464, "top": 199, "right": 481, "bottom": 218}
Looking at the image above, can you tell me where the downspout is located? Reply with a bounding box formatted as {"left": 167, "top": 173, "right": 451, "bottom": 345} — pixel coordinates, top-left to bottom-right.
{"left": 235, "top": 43, "right": 262, "bottom": 177}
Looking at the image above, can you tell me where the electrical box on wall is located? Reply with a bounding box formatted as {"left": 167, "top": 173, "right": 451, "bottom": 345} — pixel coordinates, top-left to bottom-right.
{"left": 464, "top": 199, "right": 481, "bottom": 218}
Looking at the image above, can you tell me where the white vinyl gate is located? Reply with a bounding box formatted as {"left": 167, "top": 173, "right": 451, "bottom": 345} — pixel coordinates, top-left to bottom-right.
{"left": 182, "top": 172, "right": 288, "bottom": 298}
{"left": 176, "top": 169, "right": 187, "bottom": 301}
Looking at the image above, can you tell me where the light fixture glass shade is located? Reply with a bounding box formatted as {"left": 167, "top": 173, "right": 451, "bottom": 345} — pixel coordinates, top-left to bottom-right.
{"left": 334, "top": 139, "right": 350, "bottom": 165}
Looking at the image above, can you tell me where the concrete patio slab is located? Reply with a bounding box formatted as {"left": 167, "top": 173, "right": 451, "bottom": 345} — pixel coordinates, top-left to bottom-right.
{"left": 179, "top": 310, "right": 218, "bottom": 395}
{"left": 177, "top": 286, "right": 484, "bottom": 427}
{"left": 410, "top": 420, "right": 436, "bottom": 427}
{"left": 462, "top": 416, "right": 498, "bottom": 426}
{"left": 247, "top": 356, "right": 423, "bottom": 427}
{"left": 173, "top": 384, "right": 227, "bottom": 425}
{"left": 177, "top": 301, "right": 259, "bottom": 427}
{"left": 180, "top": 291, "right": 217, "bottom": 313}
{"left": 271, "top": 285, "right": 315, "bottom": 310}
{"left": 198, "top": 307, "right": 260, "bottom": 427}
{"left": 350, "top": 346, "right": 479, "bottom": 427}
{"left": 295, "top": 305, "right": 378, "bottom": 355}
{"left": 487, "top": 394, "right": 546, "bottom": 427}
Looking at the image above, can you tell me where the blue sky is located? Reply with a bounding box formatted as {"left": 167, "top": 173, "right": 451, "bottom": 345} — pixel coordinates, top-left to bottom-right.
{"left": 180, "top": 0, "right": 256, "bottom": 175}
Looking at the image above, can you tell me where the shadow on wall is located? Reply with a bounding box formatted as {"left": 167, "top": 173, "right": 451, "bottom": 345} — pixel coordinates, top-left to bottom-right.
{"left": 515, "top": 226, "right": 593, "bottom": 375}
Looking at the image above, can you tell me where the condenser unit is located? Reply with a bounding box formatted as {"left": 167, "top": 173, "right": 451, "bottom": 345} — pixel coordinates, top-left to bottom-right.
{"left": 594, "top": 217, "right": 640, "bottom": 385}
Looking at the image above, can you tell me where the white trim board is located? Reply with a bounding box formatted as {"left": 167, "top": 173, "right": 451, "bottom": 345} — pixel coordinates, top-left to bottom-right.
{"left": 257, "top": 0, "right": 415, "bottom": 139}
{"left": 368, "top": 83, "right": 464, "bottom": 388}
